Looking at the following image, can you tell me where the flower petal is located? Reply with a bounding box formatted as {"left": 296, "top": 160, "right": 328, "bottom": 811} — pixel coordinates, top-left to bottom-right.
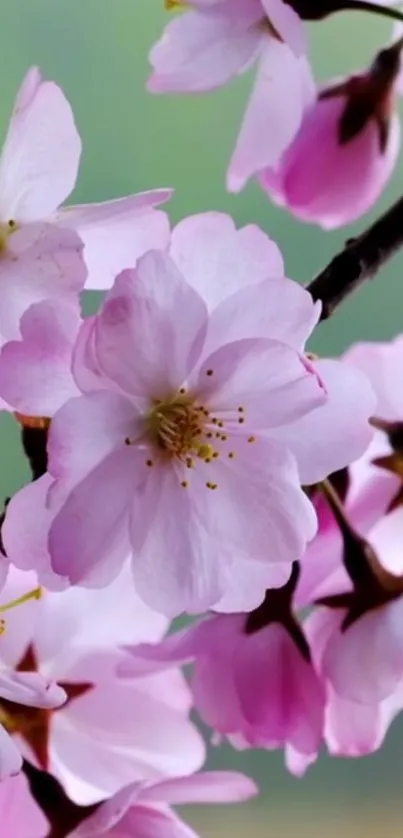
{"left": 94, "top": 252, "right": 208, "bottom": 398}
{"left": 0, "top": 71, "right": 80, "bottom": 221}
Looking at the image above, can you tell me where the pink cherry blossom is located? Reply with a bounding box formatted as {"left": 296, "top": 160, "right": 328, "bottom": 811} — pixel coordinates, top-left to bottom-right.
{"left": 0, "top": 773, "right": 49, "bottom": 837}
{"left": 149, "top": 2, "right": 314, "bottom": 190}
{"left": 43, "top": 251, "right": 328, "bottom": 615}
{"left": 259, "top": 40, "right": 402, "bottom": 228}
{"left": 0, "top": 67, "right": 171, "bottom": 291}
{"left": 120, "top": 600, "right": 325, "bottom": 777}
{"left": 0, "top": 565, "right": 204, "bottom": 803}
{"left": 71, "top": 771, "right": 258, "bottom": 838}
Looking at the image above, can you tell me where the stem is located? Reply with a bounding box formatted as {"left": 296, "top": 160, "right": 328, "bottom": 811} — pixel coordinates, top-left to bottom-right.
{"left": 307, "top": 194, "right": 403, "bottom": 320}
{"left": 342, "top": 0, "right": 403, "bottom": 23}
{"left": 0, "top": 586, "right": 42, "bottom": 614}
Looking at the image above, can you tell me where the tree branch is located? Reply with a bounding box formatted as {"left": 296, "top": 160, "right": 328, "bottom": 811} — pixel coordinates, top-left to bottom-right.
{"left": 306, "top": 194, "right": 403, "bottom": 320}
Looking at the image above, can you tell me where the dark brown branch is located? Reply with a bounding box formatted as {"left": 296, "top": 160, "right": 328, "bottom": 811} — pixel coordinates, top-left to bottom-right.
{"left": 307, "top": 195, "right": 403, "bottom": 320}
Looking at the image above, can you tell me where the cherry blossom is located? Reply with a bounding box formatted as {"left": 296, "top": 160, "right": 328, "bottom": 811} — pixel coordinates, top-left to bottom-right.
{"left": 149, "top": 1, "right": 314, "bottom": 191}
{"left": 259, "top": 38, "right": 402, "bottom": 228}
{"left": 120, "top": 603, "right": 325, "bottom": 777}
{"left": 70, "top": 771, "right": 258, "bottom": 838}
{"left": 0, "top": 67, "right": 171, "bottom": 291}
{"left": 0, "top": 565, "right": 204, "bottom": 803}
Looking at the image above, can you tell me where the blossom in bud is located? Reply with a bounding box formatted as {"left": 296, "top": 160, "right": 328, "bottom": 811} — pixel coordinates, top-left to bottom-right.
{"left": 260, "top": 39, "right": 402, "bottom": 228}
{"left": 70, "top": 771, "right": 258, "bottom": 838}
{"left": 149, "top": 1, "right": 315, "bottom": 191}
{"left": 0, "top": 67, "right": 171, "bottom": 291}
{"left": 0, "top": 773, "right": 49, "bottom": 836}
{"left": 120, "top": 566, "right": 326, "bottom": 776}
{"left": 306, "top": 608, "right": 403, "bottom": 758}
{"left": 0, "top": 565, "right": 204, "bottom": 804}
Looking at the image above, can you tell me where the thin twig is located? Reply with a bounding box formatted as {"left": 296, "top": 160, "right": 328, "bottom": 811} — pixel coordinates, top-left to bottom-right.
{"left": 307, "top": 195, "right": 403, "bottom": 320}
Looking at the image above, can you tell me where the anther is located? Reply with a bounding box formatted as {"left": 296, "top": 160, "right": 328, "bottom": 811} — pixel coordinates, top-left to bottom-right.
{"left": 248, "top": 436, "right": 256, "bottom": 443}
{"left": 181, "top": 481, "right": 189, "bottom": 488}
{"left": 206, "top": 369, "right": 214, "bottom": 376}
{"left": 179, "top": 388, "right": 186, "bottom": 394}
{"left": 238, "top": 406, "right": 244, "bottom": 413}
{"left": 212, "top": 452, "right": 219, "bottom": 458}
{"left": 206, "top": 432, "right": 213, "bottom": 439}
{"left": 221, "top": 435, "right": 228, "bottom": 441}
{"left": 125, "top": 437, "right": 133, "bottom": 446}
{"left": 217, "top": 421, "right": 224, "bottom": 428}
{"left": 238, "top": 417, "right": 245, "bottom": 424}
{"left": 146, "top": 459, "right": 153, "bottom": 467}
{"left": 228, "top": 452, "right": 235, "bottom": 459}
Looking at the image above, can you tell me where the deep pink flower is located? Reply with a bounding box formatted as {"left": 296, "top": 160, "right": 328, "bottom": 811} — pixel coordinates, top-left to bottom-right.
{"left": 0, "top": 67, "right": 171, "bottom": 291}
{"left": 0, "top": 773, "right": 49, "bottom": 837}
{"left": 71, "top": 771, "right": 258, "bottom": 838}
{"left": 0, "top": 566, "right": 204, "bottom": 803}
{"left": 260, "top": 40, "right": 402, "bottom": 227}
{"left": 120, "top": 604, "right": 325, "bottom": 777}
{"left": 149, "top": 2, "right": 314, "bottom": 191}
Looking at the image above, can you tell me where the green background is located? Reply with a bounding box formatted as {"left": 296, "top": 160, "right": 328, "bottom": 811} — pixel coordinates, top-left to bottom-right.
{"left": 1, "top": 2, "right": 403, "bottom": 834}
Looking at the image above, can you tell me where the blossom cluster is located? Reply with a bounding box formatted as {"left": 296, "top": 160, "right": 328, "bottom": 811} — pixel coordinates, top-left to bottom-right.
{"left": 1, "top": 0, "right": 403, "bottom": 834}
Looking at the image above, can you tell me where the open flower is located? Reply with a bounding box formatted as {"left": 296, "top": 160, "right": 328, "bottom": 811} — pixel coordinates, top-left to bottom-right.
{"left": 149, "top": 1, "right": 314, "bottom": 191}
{"left": 0, "top": 565, "right": 204, "bottom": 804}
{"left": 41, "top": 250, "right": 329, "bottom": 615}
{"left": 260, "top": 38, "right": 402, "bottom": 227}
{"left": 0, "top": 67, "right": 171, "bottom": 291}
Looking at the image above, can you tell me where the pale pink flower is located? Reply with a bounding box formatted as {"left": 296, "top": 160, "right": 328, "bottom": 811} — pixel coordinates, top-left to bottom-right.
{"left": 3, "top": 214, "right": 375, "bottom": 614}
{"left": 0, "top": 773, "right": 49, "bottom": 837}
{"left": 0, "top": 565, "right": 204, "bottom": 804}
{"left": 0, "top": 67, "right": 171, "bottom": 291}
{"left": 149, "top": 2, "right": 314, "bottom": 191}
{"left": 260, "top": 40, "right": 402, "bottom": 228}
{"left": 120, "top": 593, "right": 325, "bottom": 777}
{"left": 39, "top": 252, "right": 326, "bottom": 616}
{"left": 70, "top": 771, "right": 258, "bottom": 838}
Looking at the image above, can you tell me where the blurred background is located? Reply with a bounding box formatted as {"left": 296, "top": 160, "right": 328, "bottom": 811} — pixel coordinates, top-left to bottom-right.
{"left": 1, "top": 1, "right": 403, "bottom": 834}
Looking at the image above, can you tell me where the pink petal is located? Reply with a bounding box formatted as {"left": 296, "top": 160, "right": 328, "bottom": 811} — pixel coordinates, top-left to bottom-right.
{"left": 188, "top": 438, "right": 317, "bottom": 567}
{"left": 193, "top": 338, "right": 326, "bottom": 428}
{"left": 0, "top": 670, "right": 66, "bottom": 709}
{"left": 0, "top": 773, "right": 49, "bottom": 834}
{"left": 0, "top": 726, "right": 22, "bottom": 780}
{"left": 148, "top": 3, "right": 262, "bottom": 93}
{"left": 369, "top": 506, "right": 403, "bottom": 576}
{"left": 0, "top": 300, "right": 80, "bottom": 416}
{"left": 2, "top": 475, "right": 67, "bottom": 590}
{"left": 130, "top": 465, "right": 228, "bottom": 616}
{"left": 170, "top": 212, "right": 284, "bottom": 311}
{"left": 57, "top": 193, "right": 172, "bottom": 291}
{"left": 48, "top": 446, "right": 138, "bottom": 585}
{"left": 93, "top": 252, "right": 208, "bottom": 399}
{"left": 270, "top": 358, "right": 375, "bottom": 484}
{"left": 345, "top": 337, "right": 403, "bottom": 420}
{"left": 0, "top": 71, "right": 80, "bottom": 221}
{"left": 227, "top": 41, "right": 315, "bottom": 192}
{"left": 74, "top": 802, "right": 198, "bottom": 838}
{"left": 205, "top": 277, "right": 320, "bottom": 356}
{"left": 261, "top": 0, "right": 307, "bottom": 55}
{"left": 0, "top": 223, "right": 86, "bottom": 343}
{"left": 322, "top": 600, "right": 403, "bottom": 703}
{"left": 140, "top": 771, "right": 258, "bottom": 804}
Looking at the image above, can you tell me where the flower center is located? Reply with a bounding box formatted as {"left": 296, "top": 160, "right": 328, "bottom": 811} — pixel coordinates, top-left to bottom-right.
{"left": 0, "top": 219, "right": 18, "bottom": 253}
{"left": 145, "top": 391, "right": 214, "bottom": 463}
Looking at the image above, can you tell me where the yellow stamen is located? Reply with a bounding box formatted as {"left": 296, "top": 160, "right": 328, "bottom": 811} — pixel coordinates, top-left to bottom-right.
{"left": 0, "top": 587, "right": 42, "bottom": 615}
